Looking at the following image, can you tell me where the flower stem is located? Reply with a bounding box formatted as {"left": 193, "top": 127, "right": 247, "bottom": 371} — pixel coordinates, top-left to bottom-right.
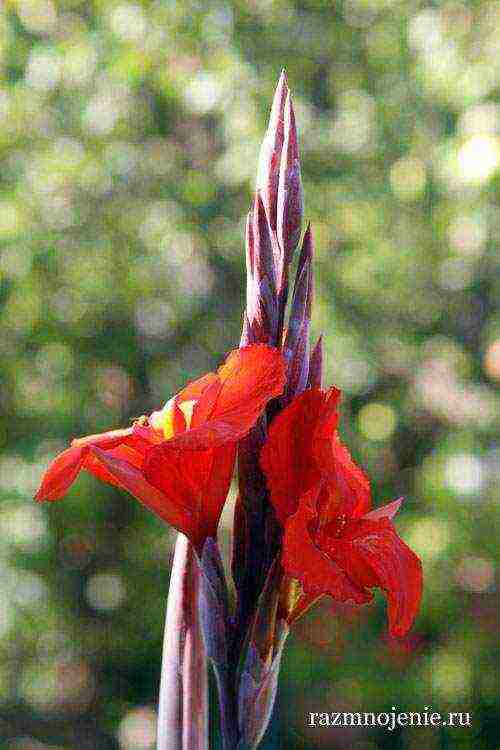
{"left": 213, "top": 663, "right": 239, "bottom": 750}
{"left": 157, "top": 533, "right": 208, "bottom": 750}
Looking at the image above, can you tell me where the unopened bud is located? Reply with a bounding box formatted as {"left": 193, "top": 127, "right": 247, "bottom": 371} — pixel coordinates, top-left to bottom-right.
{"left": 282, "top": 225, "right": 314, "bottom": 400}
{"left": 277, "top": 91, "right": 303, "bottom": 265}
{"left": 238, "top": 621, "right": 289, "bottom": 749}
{"left": 308, "top": 335, "right": 324, "bottom": 389}
{"left": 256, "top": 70, "right": 288, "bottom": 232}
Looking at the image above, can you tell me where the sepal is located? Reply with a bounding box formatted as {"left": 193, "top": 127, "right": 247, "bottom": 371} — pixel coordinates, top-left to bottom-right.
{"left": 197, "top": 537, "right": 230, "bottom": 666}
{"left": 244, "top": 195, "right": 280, "bottom": 345}
{"left": 236, "top": 561, "right": 289, "bottom": 748}
{"left": 256, "top": 69, "right": 288, "bottom": 233}
{"left": 277, "top": 90, "right": 303, "bottom": 266}
{"left": 237, "top": 620, "right": 289, "bottom": 749}
{"left": 307, "top": 334, "right": 324, "bottom": 388}
{"left": 282, "top": 225, "right": 314, "bottom": 402}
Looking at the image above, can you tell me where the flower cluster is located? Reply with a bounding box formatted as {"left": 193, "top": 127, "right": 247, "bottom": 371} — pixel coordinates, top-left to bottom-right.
{"left": 35, "top": 71, "right": 422, "bottom": 750}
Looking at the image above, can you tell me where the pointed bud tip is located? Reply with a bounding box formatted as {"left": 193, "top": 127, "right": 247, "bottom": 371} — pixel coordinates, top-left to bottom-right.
{"left": 311, "top": 333, "right": 323, "bottom": 362}
{"left": 288, "top": 227, "right": 313, "bottom": 310}
{"left": 301, "top": 223, "right": 313, "bottom": 259}
{"left": 307, "top": 334, "right": 324, "bottom": 390}
{"left": 254, "top": 190, "right": 266, "bottom": 217}
{"left": 276, "top": 98, "right": 303, "bottom": 264}
{"left": 269, "top": 71, "right": 289, "bottom": 128}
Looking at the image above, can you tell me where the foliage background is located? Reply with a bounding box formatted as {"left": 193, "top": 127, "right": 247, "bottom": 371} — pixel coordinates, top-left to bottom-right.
{"left": 0, "top": 0, "right": 499, "bottom": 747}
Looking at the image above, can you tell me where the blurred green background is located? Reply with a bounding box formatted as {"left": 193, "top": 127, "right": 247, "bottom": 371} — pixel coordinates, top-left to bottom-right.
{"left": 0, "top": 0, "right": 499, "bottom": 748}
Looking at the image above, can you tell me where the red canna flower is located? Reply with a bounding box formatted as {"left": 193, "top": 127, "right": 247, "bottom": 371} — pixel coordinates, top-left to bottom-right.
{"left": 260, "top": 387, "right": 423, "bottom": 637}
{"left": 35, "top": 344, "right": 286, "bottom": 551}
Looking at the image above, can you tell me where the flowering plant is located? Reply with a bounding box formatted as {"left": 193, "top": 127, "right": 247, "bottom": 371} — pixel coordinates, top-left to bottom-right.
{"left": 36, "top": 72, "right": 422, "bottom": 749}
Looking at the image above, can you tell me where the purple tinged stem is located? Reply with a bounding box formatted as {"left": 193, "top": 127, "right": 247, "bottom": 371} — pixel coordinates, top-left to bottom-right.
{"left": 198, "top": 538, "right": 239, "bottom": 749}
{"left": 245, "top": 211, "right": 254, "bottom": 283}
{"left": 243, "top": 211, "right": 255, "bottom": 336}
{"left": 245, "top": 559, "right": 281, "bottom": 667}
{"left": 157, "top": 533, "right": 208, "bottom": 750}
{"left": 237, "top": 621, "right": 290, "bottom": 749}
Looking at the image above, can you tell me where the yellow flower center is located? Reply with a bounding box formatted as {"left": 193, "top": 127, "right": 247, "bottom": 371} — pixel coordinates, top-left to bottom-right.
{"left": 178, "top": 399, "right": 196, "bottom": 428}
{"left": 150, "top": 398, "right": 196, "bottom": 439}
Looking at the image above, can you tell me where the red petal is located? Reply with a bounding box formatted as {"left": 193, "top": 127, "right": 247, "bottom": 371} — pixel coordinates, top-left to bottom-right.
{"left": 131, "top": 424, "right": 165, "bottom": 449}
{"left": 34, "top": 446, "right": 85, "bottom": 501}
{"left": 35, "top": 426, "right": 152, "bottom": 502}
{"left": 337, "top": 518, "right": 423, "bottom": 637}
{"left": 166, "top": 345, "right": 286, "bottom": 450}
{"left": 281, "top": 491, "right": 373, "bottom": 606}
{"left": 260, "top": 387, "right": 339, "bottom": 523}
{"left": 82, "top": 443, "right": 144, "bottom": 489}
{"left": 326, "top": 436, "right": 372, "bottom": 519}
{"left": 177, "top": 372, "right": 219, "bottom": 404}
{"left": 71, "top": 426, "right": 135, "bottom": 448}
{"left": 144, "top": 442, "right": 236, "bottom": 548}
{"left": 189, "top": 378, "right": 223, "bottom": 428}
{"left": 91, "top": 447, "right": 197, "bottom": 536}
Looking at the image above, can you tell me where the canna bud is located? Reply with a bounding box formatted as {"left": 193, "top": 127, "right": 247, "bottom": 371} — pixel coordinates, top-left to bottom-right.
{"left": 256, "top": 70, "right": 288, "bottom": 233}
{"left": 276, "top": 91, "right": 303, "bottom": 267}
{"left": 237, "top": 621, "right": 289, "bottom": 749}
{"left": 282, "top": 224, "right": 314, "bottom": 401}
{"left": 256, "top": 71, "right": 303, "bottom": 290}
{"left": 308, "top": 335, "right": 324, "bottom": 389}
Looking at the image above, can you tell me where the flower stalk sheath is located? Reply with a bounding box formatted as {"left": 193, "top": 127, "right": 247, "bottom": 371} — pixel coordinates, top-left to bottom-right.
{"left": 157, "top": 533, "right": 208, "bottom": 750}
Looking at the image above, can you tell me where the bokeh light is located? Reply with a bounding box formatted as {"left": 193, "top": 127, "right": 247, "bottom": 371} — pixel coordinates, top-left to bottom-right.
{"left": 118, "top": 707, "right": 157, "bottom": 750}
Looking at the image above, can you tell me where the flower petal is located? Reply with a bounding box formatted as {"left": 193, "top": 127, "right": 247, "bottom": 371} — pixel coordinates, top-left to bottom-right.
{"left": 281, "top": 491, "right": 373, "bottom": 606}
{"left": 339, "top": 518, "right": 423, "bottom": 637}
{"left": 326, "top": 436, "right": 372, "bottom": 519}
{"left": 260, "top": 388, "right": 335, "bottom": 522}
{"left": 34, "top": 446, "right": 85, "bottom": 502}
{"left": 82, "top": 443, "right": 144, "bottom": 489}
{"left": 166, "top": 345, "right": 286, "bottom": 450}
{"left": 35, "top": 427, "right": 147, "bottom": 502}
{"left": 71, "top": 426, "right": 136, "bottom": 449}
{"left": 176, "top": 372, "right": 219, "bottom": 405}
{"left": 91, "top": 446, "right": 197, "bottom": 536}
{"left": 144, "top": 443, "right": 237, "bottom": 548}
